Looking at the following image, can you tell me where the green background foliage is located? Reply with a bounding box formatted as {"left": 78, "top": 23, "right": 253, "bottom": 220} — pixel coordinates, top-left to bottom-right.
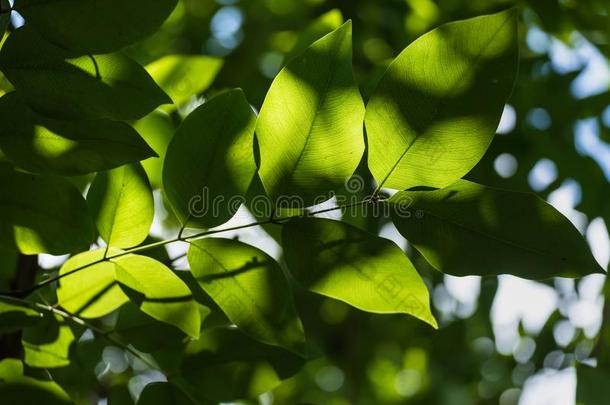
{"left": 0, "top": 0, "right": 608, "bottom": 404}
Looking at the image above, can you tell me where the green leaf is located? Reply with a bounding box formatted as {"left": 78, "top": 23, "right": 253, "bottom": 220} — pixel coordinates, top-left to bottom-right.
{"left": 284, "top": 9, "right": 343, "bottom": 63}
{"left": 576, "top": 365, "right": 610, "bottom": 405}
{"left": 87, "top": 163, "right": 154, "bottom": 249}
{"left": 132, "top": 111, "right": 175, "bottom": 188}
{"left": 22, "top": 314, "right": 75, "bottom": 369}
{"left": 0, "top": 26, "right": 171, "bottom": 120}
{"left": 0, "top": 296, "right": 43, "bottom": 333}
{"left": 113, "top": 255, "right": 200, "bottom": 338}
{"left": 0, "top": 93, "right": 156, "bottom": 176}
{"left": 0, "top": 166, "right": 96, "bottom": 255}
{"left": 365, "top": 9, "right": 518, "bottom": 190}
{"left": 137, "top": 382, "right": 196, "bottom": 405}
{"left": 178, "top": 327, "right": 305, "bottom": 403}
{"left": 188, "top": 238, "right": 306, "bottom": 355}
{"left": 0, "top": 359, "right": 72, "bottom": 404}
{"left": 56, "top": 248, "right": 128, "bottom": 318}
{"left": 390, "top": 180, "right": 605, "bottom": 279}
{"left": 15, "top": 0, "right": 178, "bottom": 54}
{"left": 163, "top": 89, "right": 257, "bottom": 228}
{"left": 282, "top": 217, "right": 437, "bottom": 328}
{"left": 256, "top": 21, "right": 365, "bottom": 206}
{"left": 146, "top": 55, "right": 223, "bottom": 112}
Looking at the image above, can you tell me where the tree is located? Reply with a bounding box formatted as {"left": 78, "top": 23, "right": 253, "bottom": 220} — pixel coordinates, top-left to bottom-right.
{"left": 0, "top": 1, "right": 608, "bottom": 404}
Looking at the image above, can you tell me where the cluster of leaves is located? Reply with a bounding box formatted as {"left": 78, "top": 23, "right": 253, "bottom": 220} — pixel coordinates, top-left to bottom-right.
{"left": 0, "top": 1, "right": 606, "bottom": 404}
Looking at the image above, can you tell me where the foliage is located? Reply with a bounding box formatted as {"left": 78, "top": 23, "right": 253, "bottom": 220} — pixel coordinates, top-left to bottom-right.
{"left": 0, "top": 1, "right": 608, "bottom": 404}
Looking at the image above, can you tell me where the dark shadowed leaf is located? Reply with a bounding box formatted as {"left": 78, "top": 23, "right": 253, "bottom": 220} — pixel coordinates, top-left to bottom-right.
{"left": 0, "top": 166, "right": 95, "bottom": 254}
{"left": 390, "top": 180, "right": 605, "bottom": 279}
{"left": 15, "top": 0, "right": 178, "bottom": 54}
{"left": 282, "top": 217, "right": 437, "bottom": 327}
{"left": 0, "top": 93, "right": 156, "bottom": 175}
{"left": 0, "top": 359, "right": 72, "bottom": 404}
{"left": 0, "top": 0, "right": 9, "bottom": 37}
{"left": 366, "top": 9, "right": 518, "bottom": 190}
{"left": 132, "top": 111, "right": 175, "bottom": 188}
{"left": 87, "top": 163, "right": 154, "bottom": 249}
{"left": 137, "top": 382, "right": 196, "bottom": 405}
{"left": 178, "top": 327, "right": 305, "bottom": 403}
{"left": 256, "top": 21, "right": 365, "bottom": 206}
{"left": 0, "top": 26, "right": 171, "bottom": 120}
{"left": 163, "top": 89, "right": 257, "bottom": 228}
{"left": 188, "top": 238, "right": 306, "bottom": 355}
{"left": 0, "top": 297, "right": 42, "bottom": 333}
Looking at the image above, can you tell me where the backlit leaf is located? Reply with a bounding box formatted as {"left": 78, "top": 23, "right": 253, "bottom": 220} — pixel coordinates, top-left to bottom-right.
{"left": 390, "top": 180, "right": 605, "bottom": 279}
{"left": 282, "top": 218, "right": 437, "bottom": 328}
{"left": 146, "top": 55, "right": 223, "bottom": 112}
{"left": 0, "top": 359, "right": 72, "bottom": 404}
{"left": 188, "top": 238, "right": 306, "bottom": 355}
{"left": 366, "top": 9, "right": 518, "bottom": 190}
{"left": 163, "top": 89, "right": 257, "bottom": 228}
{"left": 113, "top": 255, "right": 200, "bottom": 338}
{"left": 87, "top": 163, "right": 154, "bottom": 249}
{"left": 256, "top": 21, "right": 365, "bottom": 206}
{"left": 0, "top": 296, "right": 42, "bottom": 333}
{"left": 22, "top": 314, "right": 75, "bottom": 368}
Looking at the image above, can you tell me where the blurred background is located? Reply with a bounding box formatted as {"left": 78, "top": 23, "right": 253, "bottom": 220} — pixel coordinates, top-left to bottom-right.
{"left": 3, "top": 0, "right": 610, "bottom": 404}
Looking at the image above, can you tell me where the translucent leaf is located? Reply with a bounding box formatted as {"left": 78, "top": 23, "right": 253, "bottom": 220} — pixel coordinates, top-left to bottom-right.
{"left": 284, "top": 9, "right": 343, "bottom": 63}
{"left": 87, "top": 163, "right": 154, "bottom": 249}
{"left": 188, "top": 238, "right": 306, "bottom": 355}
{"left": 113, "top": 255, "right": 200, "bottom": 338}
{"left": 0, "top": 26, "right": 171, "bottom": 120}
{"left": 366, "top": 9, "right": 518, "bottom": 190}
{"left": 56, "top": 248, "right": 128, "bottom": 318}
{"left": 146, "top": 55, "right": 223, "bottom": 112}
{"left": 0, "top": 359, "right": 72, "bottom": 404}
{"left": 0, "top": 93, "right": 156, "bottom": 176}
{"left": 163, "top": 89, "right": 257, "bottom": 228}
{"left": 14, "top": 0, "right": 177, "bottom": 54}
{"left": 178, "top": 327, "right": 305, "bottom": 402}
{"left": 132, "top": 111, "right": 175, "bottom": 188}
{"left": 22, "top": 314, "right": 75, "bottom": 368}
{"left": 282, "top": 218, "right": 437, "bottom": 328}
{"left": 256, "top": 21, "right": 365, "bottom": 206}
{"left": 0, "top": 166, "right": 96, "bottom": 255}
{"left": 390, "top": 180, "right": 605, "bottom": 279}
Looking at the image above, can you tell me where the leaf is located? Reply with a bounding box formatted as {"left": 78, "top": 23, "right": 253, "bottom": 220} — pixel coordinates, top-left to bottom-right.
{"left": 0, "top": 93, "right": 156, "bottom": 176}
{"left": 132, "top": 111, "right": 175, "bottom": 188}
{"left": 577, "top": 365, "right": 610, "bottom": 405}
{"left": 0, "top": 297, "right": 43, "bottom": 333}
{"left": 0, "top": 26, "right": 171, "bottom": 120}
{"left": 0, "top": 359, "right": 72, "bottom": 404}
{"left": 87, "top": 163, "right": 154, "bottom": 249}
{"left": 178, "top": 327, "right": 305, "bottom": 403}
{"left": 282, "top": 218, "right": 437, "bottom": 328}
{"left": 256, "top": 21, "right": 365, "bottom": 206}
{"left": 56, "top": 248, "right": 128, "bottom": 318}
{"left": 284, "top": 9, "right": 343, "bottom": 63}
{"left": 22, "top": 314, "right": 74, "bottom": 368}
{"left": 14, "top": 0, "right": 178, "bottom": 54}
{"left": 163, "top": 89, "right": 257, "bottom": 228}
{"left": 113, "top": 255, "right": 200, "bottom": 338}
{"left": 390, "top": 180, "right": 605, "bottom": 279}
{"left": 146, "top": 55, "right": 223, "bottom": 111}
{"left": 365, "top": 9, "right": 519, "bottom": 190}
{"left": 137, "top": 382, "right": 196, "bottom": 405}
{"left": 0, "top": 166, "right": 96, "bottom": 255}
{"left": 188, "top": 238, "right": 306, "bottom": 355}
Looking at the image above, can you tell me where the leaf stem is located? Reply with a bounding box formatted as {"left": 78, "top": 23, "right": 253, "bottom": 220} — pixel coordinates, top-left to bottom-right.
{"left": 0, "top": 198, "right": 379, "bottom": 298}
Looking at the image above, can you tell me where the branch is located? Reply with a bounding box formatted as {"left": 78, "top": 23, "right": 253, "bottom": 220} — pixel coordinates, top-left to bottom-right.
{"left": 0, "top": 198, "right": 379, "bottom": 298}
